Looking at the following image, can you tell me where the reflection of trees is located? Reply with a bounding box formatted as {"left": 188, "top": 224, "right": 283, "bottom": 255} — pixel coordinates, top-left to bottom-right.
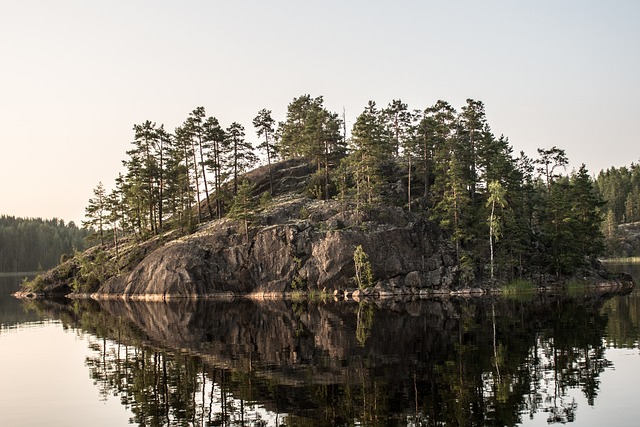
{"left": 419, "top": 297, "right": 614, "bottom": 426}
{"left": 85, "top": 337, "right": 279, "bottom": 426}
{"left": 601, "top": 291, "right": 640, "bottom": 347}
{"left": 25, "top": 291, "right": 632, "bottom": 426}
{"left": 355, "top": 302, "right": 375, "bottom": 347}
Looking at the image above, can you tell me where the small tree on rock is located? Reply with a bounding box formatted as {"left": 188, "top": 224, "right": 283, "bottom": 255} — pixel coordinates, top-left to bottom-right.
{"left": 228, "top": 179, "right": 256, "bottom": 239}
{"left": 353, "top": 245, "right": 374, "bottom": 289}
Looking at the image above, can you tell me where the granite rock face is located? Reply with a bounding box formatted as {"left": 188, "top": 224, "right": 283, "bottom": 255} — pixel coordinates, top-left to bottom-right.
{"left": 96, "top": 199, "right": 460, "bottom": 298}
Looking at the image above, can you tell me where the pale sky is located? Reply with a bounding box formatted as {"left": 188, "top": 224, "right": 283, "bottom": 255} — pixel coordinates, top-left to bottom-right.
{"left": 1, "top": 0, "right": 639, "bottom": 224}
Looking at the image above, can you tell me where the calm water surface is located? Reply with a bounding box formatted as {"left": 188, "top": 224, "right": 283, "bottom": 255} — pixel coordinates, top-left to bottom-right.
{"left": 1, "top": 265, "right": 640, "bottom": 426}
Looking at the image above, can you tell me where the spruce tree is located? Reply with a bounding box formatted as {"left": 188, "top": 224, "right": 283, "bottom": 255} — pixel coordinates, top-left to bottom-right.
{"left": 228, "top": 179, "right": 256, "bottom": 239}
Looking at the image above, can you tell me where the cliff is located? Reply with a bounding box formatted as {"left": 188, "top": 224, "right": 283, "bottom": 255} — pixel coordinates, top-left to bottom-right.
{"left": 95, "top": 198, "right": 459, "bottom": 299}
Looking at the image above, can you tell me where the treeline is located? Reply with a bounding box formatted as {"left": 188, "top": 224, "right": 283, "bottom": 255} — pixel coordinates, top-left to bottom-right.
{"left": 0, "top": 216, "right": 88, "bottom": 272}
{"left": 87, "top": 95, "right": 605, "bottom": 282}
{"left": 596, "top": 163, "right": 640, "bottom": 256}
{"left": 596, "top": 163, "right": 640, "bottom": 226}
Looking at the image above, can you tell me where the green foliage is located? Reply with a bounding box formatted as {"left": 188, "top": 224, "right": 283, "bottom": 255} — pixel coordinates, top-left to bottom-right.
{"left": 83, "top": 181, "right": 108, "bottom": 245}
{"left": 290, "top": 256, "right": 306, "bottom": 290}
{"left": 458, "top": 253, "right": 476, "bottom": 285}
{"left": 305, "top": 170, "right": 336, "bottom": 200}
{"left": 72, "top": 249, "right": 116, "bottom": 293}
{"left": 225, "top": 122, "right": 257, "bottom": 196}
{"left": 500, "top": 280, "right": 535, "bottom": 296}
{"left": 258, "top": 191, "right": 272, "bottom": 210}
{"left": 228, "top": 179, "right": 256, "bottom": 237}
{"left": 253, "top": 108, "right": 278, "bottom": 195}
{"left": 298, "top": 206, "right": 310, "bottom": 220}
{"left": 353, "top": 245, "right": 374, "bottom": 289}
{"left": 23, "top": 275, "right": 45, "bottom": 292}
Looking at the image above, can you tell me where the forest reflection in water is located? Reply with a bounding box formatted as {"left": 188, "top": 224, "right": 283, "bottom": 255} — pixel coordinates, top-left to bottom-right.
{"left": 18, "top": 285, "right": 640, "bottom": 427}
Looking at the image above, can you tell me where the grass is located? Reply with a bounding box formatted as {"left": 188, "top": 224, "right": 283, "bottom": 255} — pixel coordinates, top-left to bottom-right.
{"left": 290, "top": 288, "right": 331, "bottom": 303}
{"left": 500, "top": 280, "right": 536, "bottom": 298}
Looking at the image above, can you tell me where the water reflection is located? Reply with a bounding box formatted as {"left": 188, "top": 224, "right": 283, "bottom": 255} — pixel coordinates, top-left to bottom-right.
{"left": 21, "top": 289, "right": 639, "bottom": 427}
{"left": 0, "top": 274, "right": 42, "bottom": 329}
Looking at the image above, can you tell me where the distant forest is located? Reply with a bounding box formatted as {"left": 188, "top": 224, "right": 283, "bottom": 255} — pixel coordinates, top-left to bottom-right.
{"left": 596, "top": 164, "right": 640, "bottom": 256}
{"left": 83, "top": 95, "right": 609, "bottom": 282}
{"left": 0, "top": 216, "right": 88, "bottom": 272}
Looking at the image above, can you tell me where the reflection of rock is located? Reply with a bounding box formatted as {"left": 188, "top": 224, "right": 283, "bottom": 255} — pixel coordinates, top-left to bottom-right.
{"left": 27, "top": 291, "right": 627, "bottom": 425}
{"left": 94, "top": 298, "right": 460, "bottom": 378}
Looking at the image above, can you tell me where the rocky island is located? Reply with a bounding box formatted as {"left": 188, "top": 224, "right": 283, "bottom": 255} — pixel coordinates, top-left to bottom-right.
{"left": 16, "top": 97, "right": 635, "bottom": 299}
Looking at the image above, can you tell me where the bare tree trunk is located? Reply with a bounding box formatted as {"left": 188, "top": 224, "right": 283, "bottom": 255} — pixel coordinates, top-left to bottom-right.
{"left": 407, "top": 155, "right": 412, "bottom": 211}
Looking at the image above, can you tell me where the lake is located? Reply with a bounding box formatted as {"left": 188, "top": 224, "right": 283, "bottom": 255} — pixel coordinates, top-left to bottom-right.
{"left": 2, "top": 264, "right": 640, "bottom": 426}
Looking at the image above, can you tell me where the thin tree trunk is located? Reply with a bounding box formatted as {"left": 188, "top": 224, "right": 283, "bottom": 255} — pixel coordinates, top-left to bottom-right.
{"left": 324, "top": 141, "right": 330, "bottom": 200}
{"left": 213, "top": 141, "right": 222, "bottom": 219}
{"left": 183, "top": 143, "right": 192, "bottom": 227}
{"left": 191, "top": 138, "right": 202, "bottom": 223}
{"left": 407, "top": 155, "right": 412, "bottom": 211}
{"left": 423, "top": 140, "right": 430, "bottom": 198}
{"left": 233, "top": 139, "right": 239, "bottom": 195}
{"left": 158, "top": 137, "right": 164, "bottom": 231}
{"left": 490, "top": 199, "right": 495, "bottom": 279}
{"left": 265, "top": 132, "right": 273, "bottom": 195}
{"left": 197, "top": 135, "right": 213, "bottom": 220}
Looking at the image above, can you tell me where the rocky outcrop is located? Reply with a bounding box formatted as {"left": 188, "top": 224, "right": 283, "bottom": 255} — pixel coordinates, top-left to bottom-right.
{"left": 93, "top": 197, "right": 460, "bottom": 299}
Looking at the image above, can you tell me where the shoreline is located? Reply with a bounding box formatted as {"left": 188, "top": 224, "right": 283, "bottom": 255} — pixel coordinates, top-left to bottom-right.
{"left": 13, "top": 277, "right": 635, "bottom": 302}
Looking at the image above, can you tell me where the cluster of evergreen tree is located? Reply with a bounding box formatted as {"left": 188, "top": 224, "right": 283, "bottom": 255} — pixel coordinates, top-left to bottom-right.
{"left": 87, "top": 95, "right": 605, "bottom": 282}
{"left": 595, "top": 163, "right": 640, "bottom": 255}
{"left": 0, "top": 216, "right": 88, "bottom": 272}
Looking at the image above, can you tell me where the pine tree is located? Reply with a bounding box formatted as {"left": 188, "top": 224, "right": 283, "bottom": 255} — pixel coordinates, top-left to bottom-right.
{"left": 277, "top": 95, "right": 344, "bottom": 199}
{"left": 166, "top": 125, "right": 195, "bottom": 230}
{"left": 253, "top": 108, "right": 277, "bottom": 195}
{"left": 426, "top": 100, "right": 457, "bottom": 203}
{"left": 181, "top": 109, "right": 204, "bottom": 223}
{"left": 83, "top": 182, "right": 108, "bottom": 246}
{"left": 203, "top": 116, "right": 227, "bottom": 218}
{"left": 278, "top": 94, "right": 319, "bottom": 158}
{"left": 348, "top": 101, "right": 390, "bottom": 213}
{"left": 225, "top": 122, "right": 257, "bottom": 196}
{"left": 457, "top": 99, "right": 489, "bottom": 202}
{"left": 384, "top": 99, "right": 416, "bottom": 209}
{"left": 127, "top": 120, "right": 162, "bottom": 234}
{"left": 536, "top": 146, "right": 568, "bottom": 192}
